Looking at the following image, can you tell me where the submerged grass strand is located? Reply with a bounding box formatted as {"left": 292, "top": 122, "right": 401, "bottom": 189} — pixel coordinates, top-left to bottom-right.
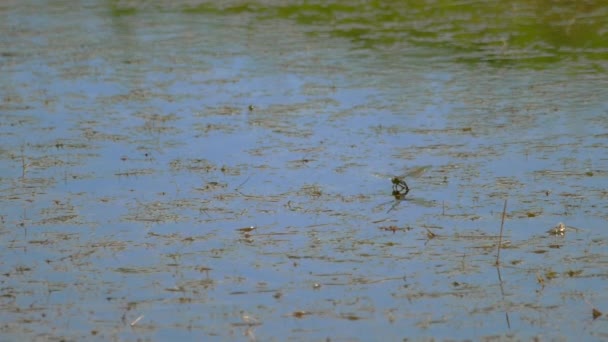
{"left": 496, "top": 199, "right": 507, "bottom": 266}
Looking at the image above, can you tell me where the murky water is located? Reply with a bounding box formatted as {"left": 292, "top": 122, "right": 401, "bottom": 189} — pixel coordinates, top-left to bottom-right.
{"left": 1, "top": 1, "right": 607, "bottom": 341}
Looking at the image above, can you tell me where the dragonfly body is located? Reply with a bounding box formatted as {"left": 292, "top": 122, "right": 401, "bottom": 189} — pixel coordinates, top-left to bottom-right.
{"left": 391, "top": 177, "right": 409, "bottom": 198}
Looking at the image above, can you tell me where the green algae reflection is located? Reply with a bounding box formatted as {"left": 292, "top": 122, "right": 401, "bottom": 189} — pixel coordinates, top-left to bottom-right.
{"left": 111, "top": 0, "right": 608, "bottom": 68}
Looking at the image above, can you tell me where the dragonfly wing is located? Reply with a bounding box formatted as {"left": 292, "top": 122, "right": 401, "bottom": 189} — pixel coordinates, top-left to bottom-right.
{"left": 373, "top": 166, "right": 430, "bottom": 181}
{"left": 401, "top": 165, "right": 432, "bottom": 178}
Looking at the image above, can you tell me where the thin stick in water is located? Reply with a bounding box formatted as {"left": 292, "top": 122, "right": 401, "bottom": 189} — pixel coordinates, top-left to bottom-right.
{"left": 496, "top": 199, "right": 507, "bottom": 266}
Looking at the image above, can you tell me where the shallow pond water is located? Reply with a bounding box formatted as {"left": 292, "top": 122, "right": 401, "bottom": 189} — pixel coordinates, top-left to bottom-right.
{"left": 1, "top": 1, "right": 607, "bottom": 341}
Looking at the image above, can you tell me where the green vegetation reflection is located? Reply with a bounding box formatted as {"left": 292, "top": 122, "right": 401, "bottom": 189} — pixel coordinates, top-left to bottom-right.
{"left": 109, "top": 0, "right": 607, "bottom": 67}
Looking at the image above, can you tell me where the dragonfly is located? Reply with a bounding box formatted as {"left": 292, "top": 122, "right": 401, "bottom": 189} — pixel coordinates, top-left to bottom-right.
{"left": 390, "top": 165, "right": 430, "bottom": 199}
{"left": 391, "top": 176, "right": 409, "bottom": 198}
{"left": 375, "top": 165, "right": 432, "bottom": 213}
{"left": 546, "top": 222, "right": 585, "bottom": 236}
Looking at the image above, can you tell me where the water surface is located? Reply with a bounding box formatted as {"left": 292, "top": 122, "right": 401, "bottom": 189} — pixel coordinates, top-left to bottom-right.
{"left": 1, "top": 1, "right": 607, "bottom": 341}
